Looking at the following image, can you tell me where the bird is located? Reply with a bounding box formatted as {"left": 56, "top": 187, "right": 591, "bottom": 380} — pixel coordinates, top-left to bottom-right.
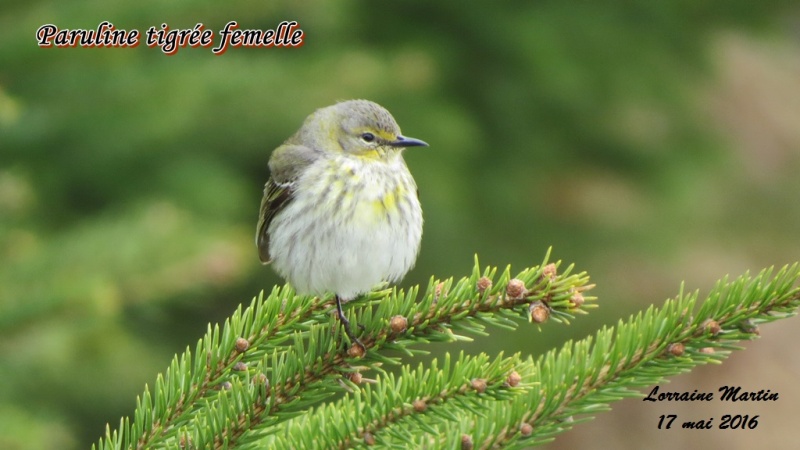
{"left": 256, "top": 99, "right": 427, "bottom": 351}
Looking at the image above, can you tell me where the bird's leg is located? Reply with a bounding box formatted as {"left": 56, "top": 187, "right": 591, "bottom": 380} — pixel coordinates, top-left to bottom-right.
{"left": 336, "top": 295, "right": 365, "bottom": 353}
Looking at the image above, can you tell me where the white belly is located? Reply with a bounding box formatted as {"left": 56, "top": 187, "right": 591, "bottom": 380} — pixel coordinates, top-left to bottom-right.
{"left": 268, "top": 156, "right": 422, "bottom": 300}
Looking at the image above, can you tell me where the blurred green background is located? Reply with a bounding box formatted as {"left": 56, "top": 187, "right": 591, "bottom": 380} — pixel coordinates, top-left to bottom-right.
{"left": 2, "top": 1, "right": 800, "bottom": 449}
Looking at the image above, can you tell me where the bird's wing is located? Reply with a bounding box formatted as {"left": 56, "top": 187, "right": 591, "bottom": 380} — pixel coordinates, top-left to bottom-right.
{"left": 256, "top": 144, "right": 319, "bottom": 264}
{"left": 256, "top": 178, "right": 291, "bottom": 263}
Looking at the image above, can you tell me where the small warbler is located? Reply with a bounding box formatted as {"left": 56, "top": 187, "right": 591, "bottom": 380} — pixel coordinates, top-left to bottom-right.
{"left": 256, "top": 100, "right": 427, "bottom": 350}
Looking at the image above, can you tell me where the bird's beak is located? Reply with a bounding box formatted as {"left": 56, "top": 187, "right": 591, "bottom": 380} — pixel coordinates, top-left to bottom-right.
{"left": 388, "top": 135, "right": 429, "bottom": 148}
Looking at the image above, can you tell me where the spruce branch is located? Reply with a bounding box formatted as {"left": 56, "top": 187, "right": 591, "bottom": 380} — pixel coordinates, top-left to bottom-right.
{"left": 94, "top": 251, "right": 594, "bottom": 450}
{"left": 95, "top": 253, "right": 800, "bottom": 450}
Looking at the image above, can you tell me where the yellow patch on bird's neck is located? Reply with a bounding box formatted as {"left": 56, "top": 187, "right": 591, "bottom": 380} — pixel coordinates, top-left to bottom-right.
{"left": 356, "top": 149, "right": 382, "bottom": 160}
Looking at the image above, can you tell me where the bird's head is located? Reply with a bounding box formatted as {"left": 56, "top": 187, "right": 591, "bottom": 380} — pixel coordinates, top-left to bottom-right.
{"left": 300, "top": 99, "right": 428, "bottom": 160}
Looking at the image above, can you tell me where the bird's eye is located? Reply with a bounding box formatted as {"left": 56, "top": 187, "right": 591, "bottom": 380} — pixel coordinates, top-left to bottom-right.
{"left": 360, "top": 132, "right": 375, "bottom": 143}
